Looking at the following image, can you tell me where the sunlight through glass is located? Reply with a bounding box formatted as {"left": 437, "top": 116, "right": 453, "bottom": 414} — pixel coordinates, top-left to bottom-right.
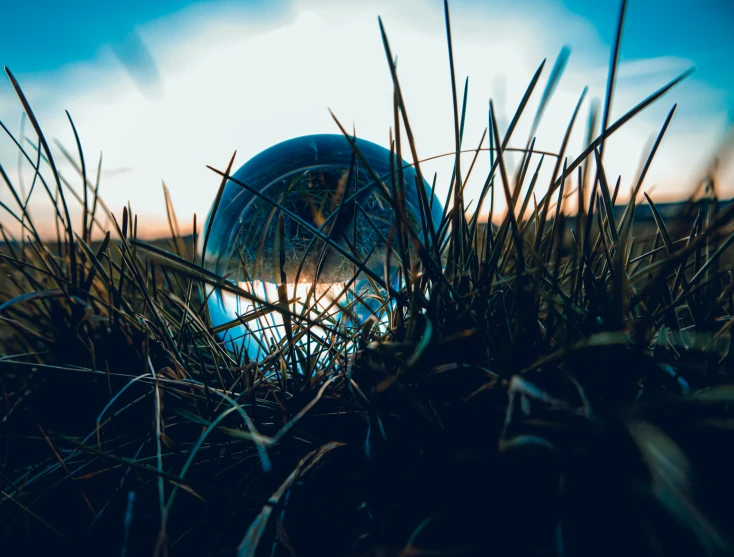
{"left": 200, "top": 134, "right": 442, "bottom": 364}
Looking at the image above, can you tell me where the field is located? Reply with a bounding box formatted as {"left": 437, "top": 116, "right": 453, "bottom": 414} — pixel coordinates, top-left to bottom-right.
{"left": 2, "top": 1, "right": 734, "bottom": 556}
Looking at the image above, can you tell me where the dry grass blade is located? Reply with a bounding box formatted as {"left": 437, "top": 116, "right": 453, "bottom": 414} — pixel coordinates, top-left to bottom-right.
{"left": 599, "top": 0, "right": 628, "bottom": 159}
{"left": 627, "top": 422, "right": 730, "bottom": 554}
{"left": 201, "top": 151, "right": 236, "bottom": 269}
{"left": 529, "top": 45, "right": 571, "bottom": 140}
{"left": 4, "top": 67, "right": 78, "bottom": 287}
{"left": 534, "top": 87, "right": 587, "bottom": 251}
{"left": 64, "top": 111, "right": 89, "bottom": 244}
{"left": 616, "top": 104, "right": 678, "bottom": 239}
{"left": 236, "top": 442, "right": 345, "bottom": 557}
{"left": 488, "top": 101, "right": 523, "bottom": 272}
{"left": 162, "top": 181, "right": 185, "bottom": 257}
{"left": 111, "top": 212, "right": 185, "bottom": 365}
{"left": 539, "top": 70, "right": 692, "bottom": 210}
{"left": 476, "top": 60, "right": 548, "bottom": 273}
{"left": 0, "top": 288, "right": 71, "bottom": 314}
{"left": 443, "top": 0, "right": 466, "bottom": 271}
{"left": 130, "top": 237, "right": 351, "bottom": 340}
{"left": 593, "top": 148, "right": 619, "bottom": 244}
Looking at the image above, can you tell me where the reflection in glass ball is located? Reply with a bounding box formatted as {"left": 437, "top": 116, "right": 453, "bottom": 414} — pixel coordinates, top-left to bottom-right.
{"left": 200, "top": 134, "right": 443, "bottom": 363}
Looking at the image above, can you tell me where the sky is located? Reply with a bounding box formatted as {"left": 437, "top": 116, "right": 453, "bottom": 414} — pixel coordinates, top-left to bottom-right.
{"left": 0, "top": 0, "right": 732, "bottom": 239}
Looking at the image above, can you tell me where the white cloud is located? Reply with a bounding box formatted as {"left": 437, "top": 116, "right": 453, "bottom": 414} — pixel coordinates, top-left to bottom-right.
{"left": 0, "top": 0, "right": 730, "bottom": 239}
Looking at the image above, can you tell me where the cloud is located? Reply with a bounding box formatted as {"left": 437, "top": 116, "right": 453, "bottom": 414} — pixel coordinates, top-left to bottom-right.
{"left": 0, "top": 0, "right": 730, "bottom": 240}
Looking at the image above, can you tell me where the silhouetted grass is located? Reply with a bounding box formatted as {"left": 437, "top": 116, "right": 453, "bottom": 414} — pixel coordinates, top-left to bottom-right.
{"left": 2, "top": 1, "right": 734, "bottom": 556}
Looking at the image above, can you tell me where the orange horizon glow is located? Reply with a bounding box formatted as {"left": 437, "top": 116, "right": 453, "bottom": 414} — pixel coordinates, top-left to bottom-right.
{"left": 14, "top": 182, "right": 718, "bottom": 244}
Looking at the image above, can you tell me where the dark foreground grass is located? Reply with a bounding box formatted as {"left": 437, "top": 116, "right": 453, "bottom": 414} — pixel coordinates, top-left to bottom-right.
{"left": 2, "top": 1, "right": 734, "bottom": 556}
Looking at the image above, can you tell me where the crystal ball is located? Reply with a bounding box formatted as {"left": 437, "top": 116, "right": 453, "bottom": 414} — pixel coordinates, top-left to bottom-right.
{"left": 200, "top": 134, "right": 443, "bottom": 359}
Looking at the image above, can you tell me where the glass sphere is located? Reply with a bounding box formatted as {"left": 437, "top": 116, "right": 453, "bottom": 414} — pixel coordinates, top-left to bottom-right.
{"left": 200, "top": 134, "right": 443, "bottom": 361}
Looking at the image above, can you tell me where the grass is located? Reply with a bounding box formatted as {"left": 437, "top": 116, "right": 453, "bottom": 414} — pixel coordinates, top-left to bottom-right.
{"left": 2, "top": 0, "right": 734, "bottom": 555}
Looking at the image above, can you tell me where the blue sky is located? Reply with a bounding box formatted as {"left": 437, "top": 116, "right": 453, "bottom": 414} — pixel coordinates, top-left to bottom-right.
{"left": 2, "top": 1, "right": 272, "bottom": 70}
{"left": 564, "top": 0, "right": 734, "bottom": 121}
{"left": 3, "top": 0, "right": 731, "bottom": 119}
{"left": 1, "top": 0, "right": 283, "bottom": 90}
{"left": 0, "top": 0, "right": 732, "bottom": 237}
